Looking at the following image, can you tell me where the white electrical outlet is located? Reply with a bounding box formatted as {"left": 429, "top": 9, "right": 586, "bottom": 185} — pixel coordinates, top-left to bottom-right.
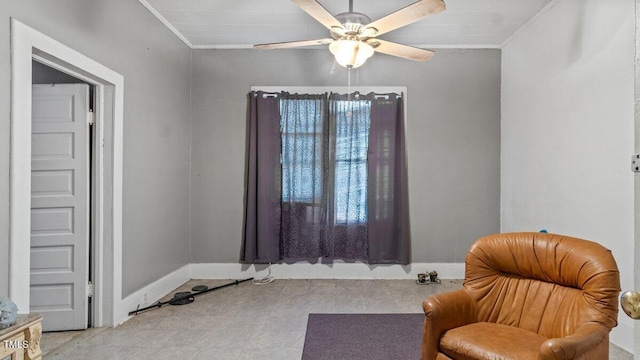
{"left": 143, "top": 292, "right": 148, "bottom": 303}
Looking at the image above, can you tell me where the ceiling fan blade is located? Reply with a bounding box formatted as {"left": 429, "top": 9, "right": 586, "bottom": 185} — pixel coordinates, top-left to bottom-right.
{"left": 363, "top": 0, "right": 445, "bottom": 37}
{"left": 254, "top": 38, "right": 334, "bottom": 49}
{"left": 292, "top": 0, "right": 345, "bottom": 31}
{"left": 369, "top": 39, "right": 434, "bottom": 62}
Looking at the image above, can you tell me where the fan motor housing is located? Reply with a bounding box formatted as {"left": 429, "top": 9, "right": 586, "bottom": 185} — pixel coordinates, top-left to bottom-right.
{"left": 331, "top": 12, "right": 372, "bottom": 39}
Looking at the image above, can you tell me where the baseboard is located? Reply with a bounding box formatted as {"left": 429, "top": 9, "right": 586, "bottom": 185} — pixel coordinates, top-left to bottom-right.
{"left": 114, "top": 264, "right": 191, "bottom": 326}
{"left": 189, "top": 262, "right": 465, "bottom": 280}
{"left": 112, "top": 262, "right": 461, "bottom": 326}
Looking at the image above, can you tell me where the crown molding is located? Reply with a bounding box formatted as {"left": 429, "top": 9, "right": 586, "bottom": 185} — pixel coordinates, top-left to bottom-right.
{"left": 138, "top": 0, "right": 193, "bottom": 48}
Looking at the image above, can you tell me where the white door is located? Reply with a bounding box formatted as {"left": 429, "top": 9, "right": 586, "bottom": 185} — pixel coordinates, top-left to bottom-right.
{"left": 30, "top": 84, "right": 90, "bottom": 331}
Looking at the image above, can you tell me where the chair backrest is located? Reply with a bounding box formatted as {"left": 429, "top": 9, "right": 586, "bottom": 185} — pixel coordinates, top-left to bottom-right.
{"left": 464, "top": 232, "right": 620, "bottom": 338}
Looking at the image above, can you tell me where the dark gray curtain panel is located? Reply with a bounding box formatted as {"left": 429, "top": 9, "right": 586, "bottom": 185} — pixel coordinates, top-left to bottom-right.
{"left": 241, "top": 91, "right": 282, "bottom": 263}
{"left": 367, "top": 94, "right": 411, "bottom": 264}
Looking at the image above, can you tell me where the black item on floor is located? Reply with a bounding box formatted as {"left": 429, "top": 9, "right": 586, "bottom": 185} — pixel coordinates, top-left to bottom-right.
{"left": 191, "top": 285, "right": 208, "bottom": 292}
{"left": 169, "top": 292, "right": 194, "bottom": 305}
{"left": 128, "top": 277, "right": 254, "bottom": 316}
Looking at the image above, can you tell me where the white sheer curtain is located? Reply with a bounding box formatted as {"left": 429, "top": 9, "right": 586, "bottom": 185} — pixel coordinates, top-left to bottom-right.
{"left": 324, "top": 93, "right": 371, "bottom": 260}
{"left": 280, "top": 93, "right": 328, "bottom": 260}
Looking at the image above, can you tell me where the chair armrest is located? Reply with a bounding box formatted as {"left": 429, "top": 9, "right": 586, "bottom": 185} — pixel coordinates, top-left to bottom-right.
{"left": 422, "top": 288, "right": 477, "bottom": 360}
{"left": 539, "top": 323, "right": 610, "bottom": 360}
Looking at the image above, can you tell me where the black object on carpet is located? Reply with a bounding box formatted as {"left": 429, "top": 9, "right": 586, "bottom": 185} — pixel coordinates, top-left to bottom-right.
{"left": 302, "top": 313, "right": 424, "bottom": 360}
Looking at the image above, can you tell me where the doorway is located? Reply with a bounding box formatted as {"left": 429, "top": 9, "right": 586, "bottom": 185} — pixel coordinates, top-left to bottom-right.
{"left": 9, "top": 19, "right": 125, "bottom": 327}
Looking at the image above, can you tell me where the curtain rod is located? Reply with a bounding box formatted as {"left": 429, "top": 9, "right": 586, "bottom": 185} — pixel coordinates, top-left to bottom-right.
{"left": 373, "top": 92, "right": 404, "bottom": 100}
{"left": 334, "top": 91, "right": 400, "bottom": 100}
{"left": 254, "top": 91, "right": 402, "bottom": 100}
{"left": 252, "top": 91, "right": 279, "bottom": 98}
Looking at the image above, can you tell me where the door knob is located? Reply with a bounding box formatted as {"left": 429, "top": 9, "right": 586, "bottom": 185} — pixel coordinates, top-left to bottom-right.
{"left": 621, "top": 291, "right": 640, "bottom": 319}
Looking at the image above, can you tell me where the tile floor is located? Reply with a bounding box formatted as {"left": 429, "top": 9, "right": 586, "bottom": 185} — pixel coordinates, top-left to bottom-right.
{"left": 41, "top": 279, "right": 633, "bottom": 360}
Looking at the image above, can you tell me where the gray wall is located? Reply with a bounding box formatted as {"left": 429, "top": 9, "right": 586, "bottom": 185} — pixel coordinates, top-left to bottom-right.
{"left": 0, "top": 0, "right": 192, "bottom": 297}
{"left": 189, "top": 49, "right": 501, "bottom": 263}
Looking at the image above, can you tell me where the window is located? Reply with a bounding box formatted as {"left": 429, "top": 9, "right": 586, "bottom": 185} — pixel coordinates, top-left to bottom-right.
{"left": 242, "top": 87, "right": 410, "bottom": 264}
{"left": 280, "top": 95, "right": 372, "bottom": 224}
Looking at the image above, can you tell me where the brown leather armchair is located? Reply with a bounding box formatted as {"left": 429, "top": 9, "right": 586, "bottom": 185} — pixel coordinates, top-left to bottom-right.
{"left": 422, "top": 232, "right": 620, "bottom": 360}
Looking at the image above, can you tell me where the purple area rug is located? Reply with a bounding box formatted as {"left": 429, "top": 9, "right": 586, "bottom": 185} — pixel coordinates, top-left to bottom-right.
{"left": 302, "top": 313, "right": 424, "bottom": 360}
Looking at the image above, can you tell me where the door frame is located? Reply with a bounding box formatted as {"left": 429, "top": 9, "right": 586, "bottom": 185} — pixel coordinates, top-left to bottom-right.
{"left": 9, "top": 19, "right": 123, "bottom": 327}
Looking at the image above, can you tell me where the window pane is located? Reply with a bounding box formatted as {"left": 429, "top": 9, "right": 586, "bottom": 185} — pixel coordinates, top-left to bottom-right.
{"left": 280, "top": 97, "right": 324, "bottom": 203}
{"left": 281, "top": 99, "right": 324, "bottom": 133}
{"left": 332, "top": 99, "right": 370, "bottom": 223}
{"left": 282, "top": 133, "right": 323, "bottom": 202}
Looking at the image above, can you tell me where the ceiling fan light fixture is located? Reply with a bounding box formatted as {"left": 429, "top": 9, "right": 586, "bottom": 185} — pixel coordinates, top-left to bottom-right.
{"left": 329, "top": 39, "right": 374, "bottom": 68}
{"left": 256, "top": 0, "right": 446, "bottom": 68}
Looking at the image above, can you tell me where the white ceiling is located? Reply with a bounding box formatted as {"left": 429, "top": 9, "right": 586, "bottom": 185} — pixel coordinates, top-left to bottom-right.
{"left": 140, "top": 0, "right": 553, "bottom": 49}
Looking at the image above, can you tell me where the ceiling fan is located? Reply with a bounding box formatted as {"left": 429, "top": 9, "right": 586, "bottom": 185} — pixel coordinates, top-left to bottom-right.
{"left": 255, "top": 0, "right": 446, "bottom": 68}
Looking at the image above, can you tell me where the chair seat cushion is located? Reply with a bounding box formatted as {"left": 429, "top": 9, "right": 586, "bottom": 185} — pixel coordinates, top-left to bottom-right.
{"left": 440, "top": 322, "right": 547, "bottom": 360}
